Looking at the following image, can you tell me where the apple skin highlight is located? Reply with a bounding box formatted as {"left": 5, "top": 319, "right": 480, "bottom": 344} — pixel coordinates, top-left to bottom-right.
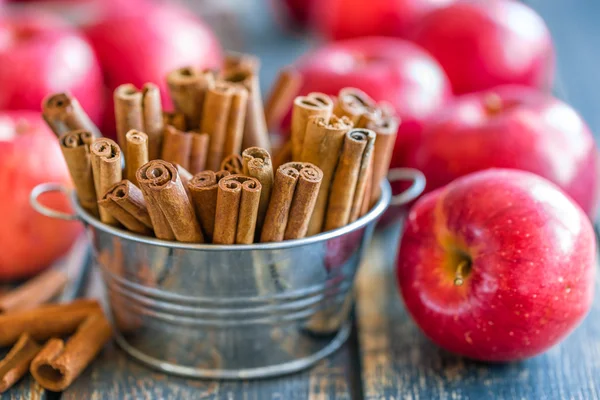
{"left": 397, "top": 169, "right": 596, "bottom": 362}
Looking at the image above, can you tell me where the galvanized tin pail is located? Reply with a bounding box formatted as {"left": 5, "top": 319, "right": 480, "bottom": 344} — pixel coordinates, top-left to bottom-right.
{"left": 30, "top": 168, "right": 425, "bottom": 379}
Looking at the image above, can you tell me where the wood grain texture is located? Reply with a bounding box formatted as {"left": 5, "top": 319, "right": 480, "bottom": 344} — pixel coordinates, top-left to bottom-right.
{"left": 356, "top": 222, "right": 600, "bottom": 400}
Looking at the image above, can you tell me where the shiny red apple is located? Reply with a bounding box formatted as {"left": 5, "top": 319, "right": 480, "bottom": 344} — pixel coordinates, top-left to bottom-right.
{"left": 0, "top": 11, "right": 104, "bottom": 124}
{"left": 398, "top": 169, "right": 596, "bottom": 361}
{"left": 312, "top": 0, "right": 455, "bottom": 40}
{"left": 408, "top": 85, "right": 600, "bottom": 218}
{"left": 83, "top": 2, "right": 223, "bottom": 137}
{"left": 0, "top": 111, "right": 82, "bottom": 280}
{"left": 410, "top": 0, "right": 554, "bottom": 94}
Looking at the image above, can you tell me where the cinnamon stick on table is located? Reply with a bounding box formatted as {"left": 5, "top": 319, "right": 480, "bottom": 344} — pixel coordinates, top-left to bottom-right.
{"left": 0, "top": 299, "right": 101, "bottom": 347}
{"left": 30, "top": 312, "right": 112, "bottom": 392}
{"left": 166, "top": 67, "right": 215, "bottom": 129}
{"left": 261, "top": 162, "right": 323, "bottom": 242}
{"left": 0, "top": 269, "right": 68, "bottom": 313}
{"left": 333, "top": 87, "right": 376, "bottom": 125}
{"left": 0, "top": 334, "right": 41, "bottom": 393}
{"left": 242, "top": 147, "right": 274, "bottom": 237}
{"left": 325, "top": 129, "right": 376, "bottom": 231}
{"left": 90, "top": 138, "right": 123, "bottom": 225}
{"left": 188, "top": 170, "right": 230, "bottom": 242}
{"left": 300, "top": 115, "right": 353, "bottom": 235}
{"left": 137, "top": 160, "right": 204, "bottom": 243}
{"left": 125, "top": 130, "right": 149, "bottom": 186}
{"left": 42, "top": 93, "right": 101, "bottom": 138}
{"left": 220, "top": 154, "right": 243, "bottom": 175}
{"left": 59, "top": 129, "right": 98, "bottom": 216}
{"left": 98, "top": 180, "right": 154, "bottom": 235}
{"left": 291, "top": 92, "right": 334, "bottom": 160}
{"left": 213, "top": 175, "right": 262, "bottom": 245}
{"left": 114, "top": 83, "right": 164, "bottom": 159}
{"left": 264, "top": 67, "right": 303, "bottom": 133}
{"left": 162, "top": 111, "right": 187, "bottom": 131}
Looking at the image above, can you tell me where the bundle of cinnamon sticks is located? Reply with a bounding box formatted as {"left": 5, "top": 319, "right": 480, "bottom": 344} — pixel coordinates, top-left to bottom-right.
{"left": 42, "top": 56, "right": 399, "bottom": 244}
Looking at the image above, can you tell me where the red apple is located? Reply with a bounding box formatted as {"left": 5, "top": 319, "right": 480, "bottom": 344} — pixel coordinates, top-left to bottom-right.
{"left": 410, "top": 0, "right": 554, "bottom": 94}
{"left": 0, "top": 11, "right": 104, "bottom": 124}
{"left": 408, "top": 85, "right": 600, "bottom": 218}
{"left": 83, "top": 2, "right": 223, "bottom": 137}
{"left": 398, "top": 169, "right": 596, "bottom": 361}
{"left": 312, "top": 0, "right": 455, "bottom": 40}
{"left": 0, "top": 111, "right": 82, "bottom": 280}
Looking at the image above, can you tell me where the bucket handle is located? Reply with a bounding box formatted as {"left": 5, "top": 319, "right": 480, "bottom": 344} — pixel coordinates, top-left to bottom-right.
{"left": 387, "top": 168, "right": 426, "bottom": 207}
{"left": 30, "top": 182, "right": 80, "bottom": 221}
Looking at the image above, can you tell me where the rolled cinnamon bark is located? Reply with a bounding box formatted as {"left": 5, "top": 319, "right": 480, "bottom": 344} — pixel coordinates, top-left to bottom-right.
{"left": 359, "top": 159, "right": 374, "bottom": 217}
{"left": 189, "top": 132, "right": 209, "bottom": 174}
{"left": 291, "top": 93, "right": 334, "bottom": 160}
{"left": 0, "top": 299, "right": 101, "bottom": 347}
{"left": 90, "top": 138, "right": 123, "bottom": 225}
{"left": 59, "top": 130, "right": 98, "bottom": 215}
{"left": 166, "top": 66, "right": 215, "bottom": 129}
{"left": 333, "top": 87, "right": 376, "bottom": 125}
{"left": 325, "top": 129, "right": 375, "bottom": 231}
{"left": 220, "top": 154, "right": 243, "bottom": 175}
{"left": 300, "top": 116, "right": 353, "bottom": 235}
{"left": 242, "top": 147, "right": 274, "bottom": 237}
{"left": 161, "top": 125, "right": 192, "bottom": 170}
{"left": 365, "top": 111, "right": 399, "bottom": 205}
{"left": 265, "top": 67, "right": 303, "bottom": 133}
{"left": 125, "top": 130, "right": 148, "bottom": 186}
{"left": 30, "top": 312, "right": 112, "bottom": 392}
{"left": 0, "top": 269, "right": 68, "bottom": 313}
{"left": 0, "top": 334, "right": 41, "bottom": 393}
{"left": 188, "top": 170, "right": 230, "bottom": 242}
{"left": 222, "top": 87, "right": 248, "bottom": 157}
{"left": 141, "top": 84, "right": 164, "bottom": 161}
{"left": 98, "top": 180, "right": 153, "bottom": 235}
{"left": 42, "top": 93, "right": 101, "bottom": 138}
{"left": 163, "top": 111, "right": 187, "bottom": 131}
{"left": 224, "top": 51, "right": 260, "bottom": 73}
{"left": 223, "top": 67, "right": 271, "bottom": 152}
{"left": 261, "top": 162, "right": 301, "bottom": 242}
{"left": 137, "top": 160, "right": 203, "bottom": 242}
{"left": 284, "top": 163, "right": 323, "bottom": 240}
{"left": 213, "top": 175, "right": 261, "bottom": 244}
{"left": 349, "top": 131, "right": 376, "bottom": 222}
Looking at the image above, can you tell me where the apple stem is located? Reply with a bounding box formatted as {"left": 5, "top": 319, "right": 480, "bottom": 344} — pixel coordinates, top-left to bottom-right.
{"left": 454, "top": 259, "right": 469, "bottom": 286}
{"left": 483, "top": 93, "right": 503, "bottom": 115}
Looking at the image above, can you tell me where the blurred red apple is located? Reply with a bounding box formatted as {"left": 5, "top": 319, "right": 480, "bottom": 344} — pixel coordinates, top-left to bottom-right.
{"left": 0, "top": 111, "right": 82, "bottom": 280}
{"left": 83, "top": 2, "right": 223, "bottom": 137}
{"left": 398, "top": 169, "right": 596, "bottom": 361}
{"left": 313, "top": 0, "right": 454, "bottom": 40}
{"left": 0, "top": 11, "right": 104, "bottom": 124}
{"left": 408, "top": 85, "right": 600, "bottom": 218}
{"left": 410, "top": 0, "right": 554, "bottom": 94}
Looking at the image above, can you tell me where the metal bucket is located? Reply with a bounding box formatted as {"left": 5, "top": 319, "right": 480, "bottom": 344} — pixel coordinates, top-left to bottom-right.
{"left": 30, "top": 168, "right": 425, "bottom": 379}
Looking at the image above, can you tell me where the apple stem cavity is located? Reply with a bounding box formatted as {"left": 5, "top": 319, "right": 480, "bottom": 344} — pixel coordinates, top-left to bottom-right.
{"left": 483, "top": 92, "right": 503, "bottom": 115}
{"left": 454, "top": 259, "right": 471, "bottom": 286}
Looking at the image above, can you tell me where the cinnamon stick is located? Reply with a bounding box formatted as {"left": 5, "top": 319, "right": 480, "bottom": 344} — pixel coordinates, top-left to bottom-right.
{"left": 163, "top": 111, "right": 187, "bottom": 131}
{"left": 222, "top": 66, "right": 271, "bottom": 151}
{"left": 189, "top": 132, "right": 209, "bottom": 174}
{"left": 333, "top": 87, "right": 376, "bottom": 125}
{"left": 213, "top": 175, "right": 261, "bottom": 244}
{"left": 30, "top": 312, "right": 112, "bottom": 392}
{"left": 90, "top": 138, "right": 123, "bottom": 225}
{"left": 291, "top": 92, "right": 334, "bottom": 160}
{"left": 349, "top": 131, "right": 376, "bottom": 222}
{"left": 223, "top": 87, "right": 249, "bottom": 157}
{"left": 264, "top": 67, "right": 303, "bottom": 133}
{"left": 42, "top": 93, "right": 101, "bottom": 138}
{"left": 125, "top": 130, "right": 149, "bottom": 186}
{"left": 242, "top": 147, "right": 274, "bottom": 236}
{"left": 114, "top": 83, "right": 164, "bottom": 159}
{"left": 59, "top": 129, "right": 98, "bottom": 216}
{"left": 272, "top": 139, "right": 292, "bottom": 170}
{"left": 161, "top": 125, "right": 192, "bottom": 170}
{"left": 0, "top": 269, "right": 68, "bottom": 313}
{"left": 300, "top": 115, "right": 353, "bottom": 235}
{"left": 325, "top": 129, "right": 376, "bottom": 231}
{"left": 98, "top": 180, "right": 153, "bottom": 235}
{"left": 220, "top": 154, "right": 243, "bottom": 174}
{"left": 224, "top": 51, "right": 260, "bottom": 73}
{"left": 0, "top": 299, "right": 101, "bottom": 347}
{"left": 137, "top": 160, "right": 204, "bottom": 242}
{"left": 188, "top": 170, "right": 230, "bottom": 241}
{"left": 284, "top": 163, "right": 323, "bottom": 240}
{"left": 166, "top": 67, "right": 215, "bottom": 129}
{"left": 200, "top": 82, "right": 248, "bottom": 170}
{"left": 0, "top": 334, "right": 41, "bottom": 393}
